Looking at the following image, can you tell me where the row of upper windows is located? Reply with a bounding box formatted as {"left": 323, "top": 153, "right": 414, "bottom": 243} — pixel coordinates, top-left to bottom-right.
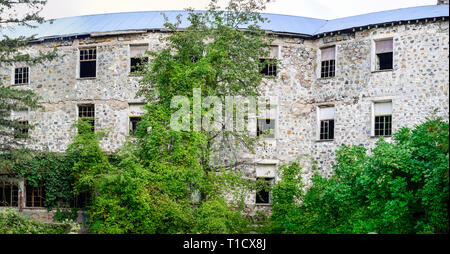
{"left": 15, "top": 101, "right": 393, "bottom": 140}
{"left": 11, "top": 38, "right": 395, "bottom": 85}
{"left": 256, "top": 101, "right": 393, "bottom": 140}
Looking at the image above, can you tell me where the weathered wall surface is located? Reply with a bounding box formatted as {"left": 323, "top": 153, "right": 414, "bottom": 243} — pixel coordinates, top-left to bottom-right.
{"left": 1, "top": 19, "right": 448, "bottom": 213}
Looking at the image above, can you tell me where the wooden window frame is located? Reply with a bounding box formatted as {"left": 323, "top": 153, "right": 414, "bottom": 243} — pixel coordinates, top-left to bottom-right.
{"left": 25, "top": 182, "right": 44, "bottom": 208}
{"left": 79, "top": 48, "right": 97, "bottom": 78}
{"left": 0, "top": 182, "right": 19, "bottom": 207}
{"left": 374, "top": 115, "right": 392, "bottom": 137}
{"left": 14, "top": 67, "right": 29, "bottom": 85}
{"left": 320, "top": 119, "right": 335, "bottom": 140}
{"left": 78, "top": 104, "right": 95, "bottom": 132}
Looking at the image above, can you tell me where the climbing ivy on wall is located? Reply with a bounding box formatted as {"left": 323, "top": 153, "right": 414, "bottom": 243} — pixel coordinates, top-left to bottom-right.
{"left": 11, "top": 151, "right": 75, "bottom": 209}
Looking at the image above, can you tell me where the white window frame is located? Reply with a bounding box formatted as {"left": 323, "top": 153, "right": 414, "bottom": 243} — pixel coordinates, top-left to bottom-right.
{"left": 129, "top": 43, "right": 149, "bottom": 74}
{"left": 256, "top": 96, "right": 278, "bottom": 139}
{"left": 11, "top": 65, "right": 30, "bottom": 85}
{"left": 316, "top": 105, "right": 335, "bottom": 141}
{"left": 371, "top": 100, "right": 393, "bottom": 137}
{"left": 317, "top": 45, "right": 337, "bottom": 79}
{"left": 371, "top": 37, "right": 394, "bottom": 72}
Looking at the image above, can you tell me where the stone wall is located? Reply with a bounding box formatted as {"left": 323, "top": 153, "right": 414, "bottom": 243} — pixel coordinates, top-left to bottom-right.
{"left": 1, "top": 19, "right": 448, "bottom": 212}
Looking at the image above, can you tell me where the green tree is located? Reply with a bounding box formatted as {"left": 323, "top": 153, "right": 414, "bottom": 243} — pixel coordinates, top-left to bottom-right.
{"left": 71, "top": 0, "right": 276, "bottom": 233}
{"left": 0, "top": 0, "right": 57, "bottom": 170}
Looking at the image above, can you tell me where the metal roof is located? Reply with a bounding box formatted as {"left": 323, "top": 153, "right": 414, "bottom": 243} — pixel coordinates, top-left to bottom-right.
{"left": 1, "top": 5, "right": 448, "bottom": 40}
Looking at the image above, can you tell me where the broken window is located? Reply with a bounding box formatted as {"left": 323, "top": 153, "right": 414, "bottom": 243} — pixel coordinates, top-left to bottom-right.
{"left": 0, "top": 180, "right": 19, "bottom": 207}
{"left": 14, "top": 67, "right": 29, "bottom": 85}
{"left": 257, "top": 118, "right": 275, "bottom": 138}
{"left": 374, "top": 102, "right": 392, "bottom": 137}
{"left": 26, "top": 182, "right": 44, "bottom": 208}
{"left": 79, "top": 48, "right": 97, "bottom": 78}
{"left": 321, "top": 46, "right": 335, "bottom": 78}
{"left": 375, "top": 39, "right": 393, "bottom": 71}
{"left": 260, "top": 45, "right": 278, "bottom": 76}
{"left": 129, "top": 116, "right": 142, "bottom": 134}
{"left": 14, "top": 120, "right": 29, "bottom": 139}
{"left": 130, "top": 44, "right": 149, "bottom": 73}
{"left": 78, "top": 104, "right": 95, "bottom": 132}
{"left": 318, "top": 106, "right": 335, "bottom": 140}
{"left": 256, "top": 177, "right": 273, "bottom": 204}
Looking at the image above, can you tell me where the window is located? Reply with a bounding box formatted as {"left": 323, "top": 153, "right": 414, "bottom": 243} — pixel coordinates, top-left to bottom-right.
{"left": 257, "top": 119, "right": 275, "bottom": 138}
{"left": 14, "top": 120, "right": 29, "bottom": 139}
{"left": 375, "top": 39, "right": 393, "bottom": 71}
{"left": 78, "top": 104, "right": 95, "bottom": 132}
{"left": 0, "top": 182, "right": 19, "bottom": 207}
{"left": 130, "top": 44, "right": 149, "bottom": 73}
{"left": 26, "top": 182, "right": 44, "bottom": 208}
{"left": 320, "top": 46, "right": 335, "bottom": 78}
{"left": 79, "top": 48, "right": 97, "bottom": 78}
{"left": 256, "top": 177, "right": 274, "bottom": 204}
{"left": 260, "top": 45, "right": 278, "bottom": 76}
{"left": 374, "top": 102, "right": 392, "bottom": 137}
{"left": 318, "top": 107, "right": 335, "bottom": 140}
{"left": 71, "top": 192, "right": 90, "bottom": 208}
{"left": 129, "top": 116, "right": 142, "bottom": 134}
{"left": 14, "top": 67, "right": 29, "bottom": 85}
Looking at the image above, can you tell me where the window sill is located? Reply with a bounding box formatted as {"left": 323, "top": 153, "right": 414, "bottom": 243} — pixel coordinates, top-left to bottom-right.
{"left": 11, "top": 83, "right": 29, "bottom": 86}
{"left": 317, "top": 76, "right": 336, "bottom": 80}
{"left": 128, "top": 74, "right": 144, "bottom": 77}
{"left": 255, "top": 203, "right": 272, "bottom": 206}
{"left": 315, "top": 139, "right": 334, "bottom": 143}
{"left": 77, "top": 77, "right": 97, "bottom": 80}
{"left": 258, "top": 137, "right": 276, "bottom": 141}
{"left": 370, "top": 135, "right": 392, "bottom": 139}
{"left": 371, "top": 69, "right": 393, "bottom": 73}
{"left": 22, "top": 207, "right": 47, "bottom": 210}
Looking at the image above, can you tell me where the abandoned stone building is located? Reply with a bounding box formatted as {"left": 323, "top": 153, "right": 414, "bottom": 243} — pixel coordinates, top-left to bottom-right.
{"left": 1, "top": 2, "right": 449, "bottom": 219}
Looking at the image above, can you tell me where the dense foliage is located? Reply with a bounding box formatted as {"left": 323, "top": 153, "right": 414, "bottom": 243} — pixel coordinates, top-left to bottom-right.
{"left": 0, "top": 208, "right": 71, "bottom": 234}
{"left": 268, "top": 118, "right": 449, "bottom": 234}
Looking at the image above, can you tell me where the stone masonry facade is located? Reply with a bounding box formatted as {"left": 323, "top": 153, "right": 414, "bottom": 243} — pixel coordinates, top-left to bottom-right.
{"left": 1, "top": 12, "right": 449, "bottom": 214}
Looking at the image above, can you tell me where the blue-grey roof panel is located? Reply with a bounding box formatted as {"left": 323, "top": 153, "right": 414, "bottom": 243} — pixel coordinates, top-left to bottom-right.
{"left": 316, "top": 5, "right": 449, "bottom": 34}
{"left": 1, "top": 5, "right": 448, "bottom": 40}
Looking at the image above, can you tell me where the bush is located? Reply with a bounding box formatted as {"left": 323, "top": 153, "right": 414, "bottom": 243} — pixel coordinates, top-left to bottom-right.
{"left": 269, "top": 118, "right": 449, "bottom": 234}
{"left": 0, "top": 208, "right": 70, "bottom": 234}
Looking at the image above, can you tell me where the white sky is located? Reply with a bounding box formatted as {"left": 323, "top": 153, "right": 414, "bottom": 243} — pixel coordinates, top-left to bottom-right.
{"left": 40, "top": 0, "right": 438, "bottom": 20}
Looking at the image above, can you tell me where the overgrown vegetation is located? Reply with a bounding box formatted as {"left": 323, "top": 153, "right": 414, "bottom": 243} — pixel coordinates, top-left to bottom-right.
{"left": 266, "top": 118, "right": 449, "bottom": 234}
{"left": 0, "top": 208, "right": 72, "bottom": 234}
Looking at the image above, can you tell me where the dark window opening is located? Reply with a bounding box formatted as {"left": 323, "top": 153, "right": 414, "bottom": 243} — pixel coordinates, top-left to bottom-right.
{"left": 14, "top": 67, "right": 29, "bottom": 85}
{"left": 375, "top": 115, "right": 392, "bottom": 137}
{"left": 0, "top": 182, "right": 19, "bottom": 207}
{"left": 376, "top": 52, "right": 393, "bottom": 70}
{"left": 257, "top": 119, "right": 275, "bottom": 138}
{"left": 71, "top": 192, "right": 90, "bottom": 209}
{"left": 130, "top": 117, "right": 142, "bottom": 134}
{"left": 14, "top": 120, "right": 29, "bottom": 139}
{"left": 78, "top": 104, "right": 95, "bottom": 133}
{"left": 26, "top": 182, "right": 44, "bottom": 208}
{"left": 321, "top": 60, "right": 335, "bottom": 78}
{"left": 79, "top": 48, "right": 96, "bottom": 78}
{"left": 130, "top": 57, "right": 149, "bottom": 73}
{"left": 260, "top": 59, "right": 277, "bottom": 76}
{"left": 320, "top": 119, "right": 335, "bottom": 140}
{"left": 256, "top": 178, "right": 273, "bottom": 204}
